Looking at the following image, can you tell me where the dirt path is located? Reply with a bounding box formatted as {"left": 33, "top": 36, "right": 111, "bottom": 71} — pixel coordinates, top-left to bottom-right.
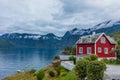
{"left": 105, "top": 65, "right": 120, "bottom": 80}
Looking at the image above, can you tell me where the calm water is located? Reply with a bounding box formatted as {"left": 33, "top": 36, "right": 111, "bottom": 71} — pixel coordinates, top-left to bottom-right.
{"left": 0, "top": 48, "right": 60, "bottom": 79}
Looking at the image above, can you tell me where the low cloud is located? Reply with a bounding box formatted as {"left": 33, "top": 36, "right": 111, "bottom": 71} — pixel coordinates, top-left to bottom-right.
{"left": 0, "top": 0, "right": 120, "bottom": 36}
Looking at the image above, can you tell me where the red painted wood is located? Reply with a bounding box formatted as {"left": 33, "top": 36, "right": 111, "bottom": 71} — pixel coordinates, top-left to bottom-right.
{"left": 76, "top": 43, "right": 95, "bottom": 55}
{"left": 76, "top": 34, "right": 116, "bottom": 58}
{"left": 96, "top": 34, "right": 115, "bottom": 58}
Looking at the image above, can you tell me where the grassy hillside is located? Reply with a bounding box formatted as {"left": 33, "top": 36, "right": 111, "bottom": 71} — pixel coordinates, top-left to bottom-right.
{"left": 3, "top": 70, "right": 36, "bottom": 80}
{"left": 3, "top": 65, "right": 77, "bottom": 80}
{"left": 110, "top": 30, "right": 120, "bottom": 39}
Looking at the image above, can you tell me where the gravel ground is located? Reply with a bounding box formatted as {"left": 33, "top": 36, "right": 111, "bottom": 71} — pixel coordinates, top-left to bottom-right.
{"left": 105, "top": 65, "right": 120, "bottom": 80}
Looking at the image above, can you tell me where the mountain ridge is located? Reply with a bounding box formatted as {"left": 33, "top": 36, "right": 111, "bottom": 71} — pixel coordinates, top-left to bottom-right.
{"left": 0, "top": 20, "right": 120, "bottom": 49}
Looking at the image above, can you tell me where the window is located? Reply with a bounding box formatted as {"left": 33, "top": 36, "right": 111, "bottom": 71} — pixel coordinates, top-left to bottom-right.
{"left": 87, "top": 47, "right": 91, "bottom": 54}
{"left": 101, "top": 37, "right": 105, "bottom": 43}
{"left": 79, "top": 47, "right": 83, "bottom": 53}
{"left": 104, "top": 48, "right": 108, "bottom": 54}
{"left": 98, "top": 47, "right": 102, "bottom": 53}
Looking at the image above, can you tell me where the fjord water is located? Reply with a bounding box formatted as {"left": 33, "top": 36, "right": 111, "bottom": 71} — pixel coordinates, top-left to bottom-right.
{"left": 0, "top": 48, "right": 60, "bottom": 79}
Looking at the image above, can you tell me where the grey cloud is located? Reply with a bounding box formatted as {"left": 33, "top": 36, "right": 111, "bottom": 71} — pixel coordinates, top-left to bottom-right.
{"left": 0, "top": 0, "right": 120, "bottom": 36}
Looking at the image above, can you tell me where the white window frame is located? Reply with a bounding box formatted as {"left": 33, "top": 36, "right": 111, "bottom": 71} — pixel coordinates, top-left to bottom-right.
{"left": 101, "top": 37, "right": 105, "bottom": 43}
{"left": 87, "top": 47, "right": 91, "bottom": 54}
{"left": 98, "top": 47, "right": 102, "bottom": 53}
{"left": 104, "top": 48, "right": 108, "bottom": 54}
{"left": 79, "top": 47, "right": 83, "bottom": 53}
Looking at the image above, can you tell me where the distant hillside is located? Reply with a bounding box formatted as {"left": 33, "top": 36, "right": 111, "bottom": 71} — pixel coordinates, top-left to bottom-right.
{"left": 0, "top": 20, "right": 120, "bottom": 49}
{"left": 110, "top": 30, "right": 120, "bottom": 39}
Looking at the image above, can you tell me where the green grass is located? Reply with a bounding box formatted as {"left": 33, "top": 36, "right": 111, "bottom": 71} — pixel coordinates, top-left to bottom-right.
{"left": 3, "top": 71, "right": 36, "bottom": 80}
{"left": 3, "top": 65, "right": 71, "bottom": 80}
{"left": 61, "top": 70, "right": 79, "bottom": 80}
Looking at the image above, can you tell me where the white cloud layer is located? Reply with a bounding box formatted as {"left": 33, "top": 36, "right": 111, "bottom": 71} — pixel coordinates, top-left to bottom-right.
{"left": 0, "top": 0, "right": 120, "bottom": 36}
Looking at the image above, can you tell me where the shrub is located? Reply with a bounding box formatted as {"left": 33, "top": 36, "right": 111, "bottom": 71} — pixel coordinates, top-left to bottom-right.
{"left": 101, "top": 58, "right": 109, "bottom": 64}
{"left": 69, "top": 55, "right": 76, "bottom": 64}
{"left": 87, "top": 61, "right": 106, "bottom": 80}
{"left": 83, "top": 56, "right": 91, "bottom": 61}
{"left": 49, "top": 71, "right": 55, "bottom": 77}
{"left": 36, "top": 70, "right": 45, "bottom": 80}
{"left": 101, "top": 58, "right": 120, "bottom": 64}
{"left": 115, "top": 59, "right": 120, "bottom": 64}
{"left": 28, "top": 68, "right": 36, "bottom": 74}
{"left": 54, "top": 55, "right": 60, "bottom": 60}
{"left": 89, "top": 54, "right": 98, "bottom": 61}
{"left": 83, "top": 54, "right": 98, "bottom": 61}
{"left": 109, "top": 59, "right": 116, "bottom": 64}
{"left": 60, "top": 69, "right": 67, "bottom": 77}
{"left": 56, "top": 60, "right": 60, "bottom": 67}
{"left": 55, "top": 65, "right": 64, "bottom": 76}
{"left": 75, "top": 59, "right": 89, "bottom": 80}
{"left": 71, "top": 46, "right": 76, "bottom": 55}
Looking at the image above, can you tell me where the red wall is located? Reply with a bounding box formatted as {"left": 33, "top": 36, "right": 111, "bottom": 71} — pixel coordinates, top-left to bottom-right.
{"left": 96, "top": 34, "right": 115, "bottom": 58}
{"left": 76, "top": 43, "right": 95, "bottom": 55}
{"left": 76, "top": 34, "right": 116, "bottom": 58}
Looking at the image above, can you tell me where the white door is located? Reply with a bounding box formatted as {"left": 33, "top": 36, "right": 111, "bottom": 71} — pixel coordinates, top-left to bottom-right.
{"left": 87, "top": 47, "right": 91, "bottom": 54}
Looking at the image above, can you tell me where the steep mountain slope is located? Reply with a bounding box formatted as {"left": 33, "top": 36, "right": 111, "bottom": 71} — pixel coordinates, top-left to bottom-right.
{"left": 0, "top": 20, "right": 120, "bottom": 49}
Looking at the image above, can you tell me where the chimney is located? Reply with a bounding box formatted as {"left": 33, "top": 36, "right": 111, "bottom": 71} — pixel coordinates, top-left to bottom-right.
{"left": 92, "top": 32, "right": 96, "bottom": 35}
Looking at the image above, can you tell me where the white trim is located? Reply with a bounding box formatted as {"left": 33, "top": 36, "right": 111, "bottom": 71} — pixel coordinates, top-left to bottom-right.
{"left": 79, "top": 47, "right": 83, "bottom": 53}
{"left": 95, "top": 33, "right": 104, "bottom": 44}
{"left": 98, "top": 47, "right": 102, "bottom": 53}
{"left": 101, "top": 37, "right": 106, "bottom": 43}
{"left": 94, "top": 33, "right": 104, "bottom": 54}
{"left": 87, "top": 47, "right": 92, "bottom": 54}
{"left": 95, "top": 43, "right": 96, "bottom": 54}
{"left": 104, "top": 48, "right": 108, "bottom": 54}
{"left": 102, "top": 33, "right": 115, "bottom": 44}
{"left": 115, "top": 45, "right": 117, "bottom": 58}
{"left": 95, "top": 33, "right": 111, "bottom": 44}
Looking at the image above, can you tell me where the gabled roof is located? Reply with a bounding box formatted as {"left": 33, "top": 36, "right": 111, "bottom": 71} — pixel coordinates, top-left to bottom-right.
{"left": 76, "top": 33, "right": 116, "bottom": 44}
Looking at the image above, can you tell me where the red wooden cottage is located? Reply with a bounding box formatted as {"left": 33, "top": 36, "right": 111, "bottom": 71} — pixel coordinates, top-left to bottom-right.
{"left": 76, "top": 32, "right": 116, "bottom": 59}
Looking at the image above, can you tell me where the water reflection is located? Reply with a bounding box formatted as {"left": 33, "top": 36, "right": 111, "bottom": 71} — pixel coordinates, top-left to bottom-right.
{"left": 0, "top": 48, "right": 60, "bottom": 79}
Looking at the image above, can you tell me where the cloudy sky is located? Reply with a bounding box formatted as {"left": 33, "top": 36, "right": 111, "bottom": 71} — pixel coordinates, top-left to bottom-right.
{"left": 0, "top": 0, "right": 120, "bottom": 36}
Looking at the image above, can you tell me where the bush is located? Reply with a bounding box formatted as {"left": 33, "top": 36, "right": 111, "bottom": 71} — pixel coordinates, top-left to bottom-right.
{"left": 49, "top": 71, "right": 55, "bottom": 77}
{"left": 89, "top": 54, "right": 98, "bottom": 61}
{"left": 36, "top": 70, "right": 45, "bottom": 80}
{"left": 55, "top": 65, "right": 64, "bottom": 76}
{"left": 83, "top": 56, "right": 91, "bottom": 61}
{"left": 60, "top": 69, "right": 67, "bottom": 77}
{"left": 54, "top": 55, "right": 60, "bottom": 60}
{"left": 115, "top": 59, "right": 120, "bottom": 64}
{"left": 69, "top": 55, "right": 76, "bottom": 64}
{"left": 87, "top": 61, "right": 106, "bottom": 80}
{"left": 28, "top": 68, "right": 36, "bottom": 74}
{"left": 75, "top": 59, "right": 89, "bottom": 80}
{"left": 83, "top": 54, "right": 98, "bottom": 61}
{"left": 101, "top": 58, "right": 120, "bottom": 64}
{"left": 71, "top": 46, "right": 76, "bottom": 55}
{"left": 101, "top": 58, "right": 109, "bottom": 64}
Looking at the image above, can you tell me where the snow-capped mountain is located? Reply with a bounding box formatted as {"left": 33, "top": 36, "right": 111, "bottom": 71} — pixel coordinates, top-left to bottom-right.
{"left": 40, "top": 33, "right": 62, "bottom": 40}
{"left": 92, "top": 20, "right": 120, "bottom": 30}
{"left": 2, "top": 33, "right": 41, "bottom": 40}
{"left": 69, "top": 28, "right": 91, "bottom": 35}
{"left": 68, "top": 20, "right": 120, "bottom": 36}
{"left": 0, "top": 19, "right": 120, "bottom": 49}
{"left": 1, "top": 33, "right": 61, "bottom": 40}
